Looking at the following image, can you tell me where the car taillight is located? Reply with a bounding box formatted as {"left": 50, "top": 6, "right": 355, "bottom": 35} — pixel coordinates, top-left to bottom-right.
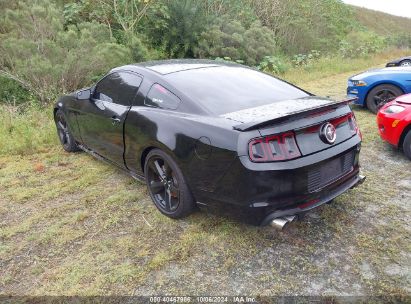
{"left": 348, "top": 112, "right": 362, "bottom": 139}
{"left": 248, "top": 132, "right": 301, "bottom": 162}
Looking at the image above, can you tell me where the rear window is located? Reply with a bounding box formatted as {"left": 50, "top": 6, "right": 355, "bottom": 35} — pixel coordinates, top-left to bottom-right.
{"left": 165, "top": 66, "right": 309, "bottom": 115}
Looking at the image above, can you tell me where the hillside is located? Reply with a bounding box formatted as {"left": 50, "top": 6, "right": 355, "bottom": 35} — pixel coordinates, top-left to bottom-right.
{"left": 350, "top": 5, "right": 411, "bottom": 36}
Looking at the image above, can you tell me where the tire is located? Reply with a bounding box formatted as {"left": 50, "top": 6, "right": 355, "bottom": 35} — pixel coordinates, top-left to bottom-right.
{"left": 403, "top": 131, "right": 411, "bottom": 161}
{"left": 366, "top": 84, "right": 403, "bottom": 114}
{"left": 400, "top": 60, "right": 411, "bottom": 67}
{"left": 144, "top": 149, "right": 196, "bottom": 219}
{"left": 54, "top": 109, "right": 80, "bottom": 152}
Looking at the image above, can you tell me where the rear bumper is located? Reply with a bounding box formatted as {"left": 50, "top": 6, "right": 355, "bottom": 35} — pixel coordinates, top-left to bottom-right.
{"left": 260, "top": 173, "right": 365, "bottom": 226}
{"left": 194, "top": 137, "right": 363, "bottom": 225}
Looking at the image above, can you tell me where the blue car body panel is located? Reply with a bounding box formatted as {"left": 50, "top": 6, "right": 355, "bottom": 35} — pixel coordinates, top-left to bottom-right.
{"left": 347, "top": 67, "right": 411, "bottom": 106}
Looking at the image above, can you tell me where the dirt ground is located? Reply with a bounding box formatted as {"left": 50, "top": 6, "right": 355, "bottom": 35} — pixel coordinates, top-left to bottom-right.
{"left": 0, "top": 64, "right": 410, "bottom": 297}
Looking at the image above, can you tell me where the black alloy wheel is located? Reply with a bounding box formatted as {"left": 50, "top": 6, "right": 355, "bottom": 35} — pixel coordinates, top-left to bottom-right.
{"left": 55, "top": 110, "right": 79, "bottom": 152}
{"left": 147, "top": 157, "right": 180, "bottom": 212}
{"left": 144, "top": 149, "right": 195, "bottom": 218}
{"left": 366, "top": 84, "right": 403, "bottom": 114}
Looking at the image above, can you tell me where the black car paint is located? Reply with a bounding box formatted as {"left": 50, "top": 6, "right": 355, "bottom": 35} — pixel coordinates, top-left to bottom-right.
{"left": 386, "top": 56, "right": 411, "bottom": 67}
{"left": 55, "top": 59, "right": 363, "bottom": 225}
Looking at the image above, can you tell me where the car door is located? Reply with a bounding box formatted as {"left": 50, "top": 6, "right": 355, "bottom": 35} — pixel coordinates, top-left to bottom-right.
{"left": 76, "top": 71, "right": 143, "bottom": 167}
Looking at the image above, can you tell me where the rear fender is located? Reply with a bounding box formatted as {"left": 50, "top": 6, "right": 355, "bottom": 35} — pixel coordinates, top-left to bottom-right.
{"left": 124, "top": 108, "right": 239, "bottom": 193}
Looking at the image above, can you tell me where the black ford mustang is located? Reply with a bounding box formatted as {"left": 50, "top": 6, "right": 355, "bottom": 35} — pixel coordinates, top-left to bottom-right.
{"left": 386, "top": 56, "right": 411, "bottom": 67}
{"left": 54, "top": 60, "right": 364, "bottom": 229}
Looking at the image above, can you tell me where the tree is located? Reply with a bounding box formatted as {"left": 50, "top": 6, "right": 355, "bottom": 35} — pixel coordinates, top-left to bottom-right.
{"left": 141, "top": 0, "right": 210, "bottom": 58}
{"left": 0, "top": 0, "right": 132, "bottom": 103}
{"left": 195, "top": 17, "right": 277, "bottom": 66}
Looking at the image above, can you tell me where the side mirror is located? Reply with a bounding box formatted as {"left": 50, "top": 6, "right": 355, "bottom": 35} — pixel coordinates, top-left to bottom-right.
{"left": 76, "top": 88, "right": 91, "bottom": 100}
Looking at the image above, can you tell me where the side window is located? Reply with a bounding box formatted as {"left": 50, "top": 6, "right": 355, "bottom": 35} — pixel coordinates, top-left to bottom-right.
{"left": 93, "top": 74, "right": 116, "bottom": 103}
{"left": 93, "top": 72, "right": 142, "bottom": 106}
{"left": 145, "top": 84, "right": 181, "bottom": 110}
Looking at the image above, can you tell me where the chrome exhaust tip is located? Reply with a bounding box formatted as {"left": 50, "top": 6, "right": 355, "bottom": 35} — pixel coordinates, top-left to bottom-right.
{"left": 270, "top": 218, "right": 289, "bottom": 230}
{"left": 284, "top": 215, "right": 296, "bottom": 222}
{"left": 351, "top": 174, "right": 366, "bottom": 189}
{"left": 358, "top": 175, "right": 366, "bottom": 184}
{"left": 270, "top": 215, "right": 296, "bottom": 230}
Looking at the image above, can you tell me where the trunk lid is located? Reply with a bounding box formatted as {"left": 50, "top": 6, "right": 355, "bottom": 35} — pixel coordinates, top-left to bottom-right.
{"left": 223, "top": 96, "right": 358, "bottom": 157}
{"left": 221, "top": 96, "right": 355, "bottom": 131}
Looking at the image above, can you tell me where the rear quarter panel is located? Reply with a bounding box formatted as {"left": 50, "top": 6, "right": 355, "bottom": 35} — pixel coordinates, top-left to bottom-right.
{"left": 123, "top": 108, "right": 240, "bottom": 193}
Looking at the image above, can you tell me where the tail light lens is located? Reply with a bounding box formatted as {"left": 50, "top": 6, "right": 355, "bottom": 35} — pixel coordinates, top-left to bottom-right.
{"left": 249, "top": 132, "right": 301, "bottom": 162}
{"left": 348, "top": 112, "right": 362, "bottom": 139}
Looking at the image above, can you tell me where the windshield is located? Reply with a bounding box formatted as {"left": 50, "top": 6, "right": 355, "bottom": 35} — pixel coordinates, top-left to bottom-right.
{"left": 165, "top": 66, "right": 310, "bottom": 115}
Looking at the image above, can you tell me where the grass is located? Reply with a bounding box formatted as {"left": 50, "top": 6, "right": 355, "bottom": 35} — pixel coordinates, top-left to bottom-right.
{"left": 0, "top": 52, "right": 410, "bottom": 297}
{"left": 282, "top": 48, "right": 411, "bottom": 86}
{"left": 0, "top": 103, "right": 56, "bottom": 156}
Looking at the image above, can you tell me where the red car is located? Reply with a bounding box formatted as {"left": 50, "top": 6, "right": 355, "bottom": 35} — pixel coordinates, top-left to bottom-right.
{"left": 377, "top": 93, "right": 411, "bottom": 160}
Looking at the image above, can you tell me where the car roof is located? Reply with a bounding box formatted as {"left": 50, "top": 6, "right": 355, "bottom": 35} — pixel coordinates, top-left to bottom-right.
{"left": 131, "top": 59, "right": 239, "bottom": 75}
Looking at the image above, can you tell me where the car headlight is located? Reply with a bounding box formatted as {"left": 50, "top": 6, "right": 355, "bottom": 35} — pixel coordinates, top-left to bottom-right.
{"left": 385, "top": 105, "right": 405, "bottom": 114}
{"left": 350, "top": 80, "right": 367, "bottom": 87}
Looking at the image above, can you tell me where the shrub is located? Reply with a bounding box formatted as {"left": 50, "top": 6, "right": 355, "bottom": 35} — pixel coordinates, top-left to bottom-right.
{"left": 194, "top": 17, "right": 277, "bottom": 66}
{"left": 386, "top": 33, "right": 411, "bottom": 49}
{"left": 195, "top": 19, "right": 245, "bottom": 62}
{"left": 0, "top": 104, "right": 56, "bottom": 155}
{"left": 202, "top": 0, "right": 257, "bottom": 27}
{"left": 292, "top": 50, "right": 321, "bottom": 67}
{"left": 257, "top": 56, "right": 289, "bottom": 75}
{"left": 0, "top": 1, "right": 132, "bottom": 104}
{"left": 215, "top": 57, "right": 245, "bottom": 64}
{"left": 249, "top": 0, "right": 354, "bottom": 55}
{"left": 338, "top": 31, "right": 386, "bottom": 58}
{"left": 0, "top": 76, "right": 34, "bottom": 105}
{"left": 141, "top": 0, "right": 209, "bottom": 58}
{"left": 115, "top": 31, "right": 149, "bottom": 62}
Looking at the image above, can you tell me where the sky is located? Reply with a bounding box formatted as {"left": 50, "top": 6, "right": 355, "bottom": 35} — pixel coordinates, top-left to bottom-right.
{"left": 342, "top": 0, "right": 411, "bottom": 18}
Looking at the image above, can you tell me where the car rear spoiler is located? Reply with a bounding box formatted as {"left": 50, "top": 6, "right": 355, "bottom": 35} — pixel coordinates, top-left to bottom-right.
{"left": 233, "top": 97, "right": 358, "bottom": 131}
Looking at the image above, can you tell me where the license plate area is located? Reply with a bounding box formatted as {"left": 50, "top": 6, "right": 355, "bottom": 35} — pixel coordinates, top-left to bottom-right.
{"left": 307, "top": 151, "right": 354, "bottom": 192}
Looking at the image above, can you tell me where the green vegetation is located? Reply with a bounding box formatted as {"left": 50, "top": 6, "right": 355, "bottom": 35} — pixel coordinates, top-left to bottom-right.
{"left": 1, "top": 0, "right": 411, "bottom": 106}
{"left": 282, "top": 49, "right": 410, "bottom": 86}
{"left": 0, "top": 103, "right": 56, "bottom": 155}
{"left": 195, "top": 17, "right": 277, "bottom": 66}
{"left": 250, "top": 0, "right": 354, "bottom": 54}
{"left": 0, "top": 0, "right": 131, "bottom": 104}
{"left": 351, "top": 5, "right": 411, "bottom": 37}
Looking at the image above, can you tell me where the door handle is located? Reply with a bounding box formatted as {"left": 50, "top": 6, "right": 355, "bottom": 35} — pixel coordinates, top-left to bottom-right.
{"left": 111, "top": 116, "right": 121, "bottom": 125}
